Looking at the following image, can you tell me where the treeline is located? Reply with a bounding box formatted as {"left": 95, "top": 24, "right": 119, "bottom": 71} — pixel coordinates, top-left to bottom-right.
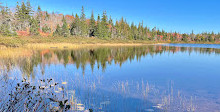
{"left": 0, "top": 1, "right": 220, "bottom": 43}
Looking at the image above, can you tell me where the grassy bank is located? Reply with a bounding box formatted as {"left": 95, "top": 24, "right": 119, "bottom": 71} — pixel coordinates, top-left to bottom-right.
{"left": 0, "top": 36, "right": 160, "bottom": 48}
{"left": 0, "top": 36, "right": 219, "bottom": 49}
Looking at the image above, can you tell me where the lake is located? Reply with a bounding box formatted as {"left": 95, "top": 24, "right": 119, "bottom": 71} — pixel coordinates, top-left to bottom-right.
{"left": 0, "top": 44, "right": 220, "bottom": 112}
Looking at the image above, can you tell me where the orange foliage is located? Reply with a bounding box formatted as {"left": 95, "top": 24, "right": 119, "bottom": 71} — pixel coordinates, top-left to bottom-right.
{"left": 65, "top": 15, "right": 74, "bottom": 20}
{"left": 41, "top": 50, "right": 50, "bottom": 55}
{"left": 86, "top": 19, "right": 90, "bottom": 24}
{"left": 39, "top": 31, "right": 50, "bottom": 37}
{"left": 17, "top": 31, "right": 30, "bottom": 36}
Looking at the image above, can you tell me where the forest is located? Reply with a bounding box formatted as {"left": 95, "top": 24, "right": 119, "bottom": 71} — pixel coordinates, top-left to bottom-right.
{"left": 0, "top": 1, "right": 220, "bottom": 43}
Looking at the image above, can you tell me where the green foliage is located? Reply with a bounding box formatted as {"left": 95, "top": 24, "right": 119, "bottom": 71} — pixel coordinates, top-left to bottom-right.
{"left": 29, "top": 18, "right": 39, "bottom": 35}
{"left": 53, "top": 17, "right": 70, "bottom": 37}
{"left": 89, "top": 11, "right": 95, "bottom": 37}
{"left": 53, "top": 24, "right": 62, "bottom": 36}
{"left": 182, "top": 34, "right": 188, "bottom": 42}
{"left": 42, "top": 25, "right": 51, "bottom": 33}
{"left": 36, "top": 6, "right": 42, "bottom": 23}
{"left": 80, "top": 6, "right": 88, "bottom": 37}
{"left": 94, "top": 14, "right": 102, "bottom": 38}
{"left": 0, "top": 5, "right": 17, "bottom": 36}
{"left": 0, "top": 1, "right": 219, "bottom": 43}
{"left": 100, "top": 11, "right": 109, "bottom": 39}
{"left": 70, "top": 14, "right": 81, "bottom": 36}
{"left": 61, "top": 17, "right": 70, "bottom": 37}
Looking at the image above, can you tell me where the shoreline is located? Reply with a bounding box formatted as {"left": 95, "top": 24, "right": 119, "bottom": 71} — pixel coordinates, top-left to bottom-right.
{"left": 24, "top": 43, "right": 168, "bottom": 49}
{"left": 0, "top": 37, "right": 219, "bottom": 49}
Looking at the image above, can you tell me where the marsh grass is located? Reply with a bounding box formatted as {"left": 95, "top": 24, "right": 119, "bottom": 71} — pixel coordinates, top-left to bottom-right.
{"left": 0, "top": 48, "right": 33, "bottom": 58}
{"left": 0, "top": 36, "right": 161, "bottom": 49}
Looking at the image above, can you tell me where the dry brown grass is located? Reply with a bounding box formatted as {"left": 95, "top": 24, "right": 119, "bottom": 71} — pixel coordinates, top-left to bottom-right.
{"left": 0, "top": 48, "right": 33, "bottom": 58}
{"left": 24, "top": 42, "right": 154, "bottom": 50}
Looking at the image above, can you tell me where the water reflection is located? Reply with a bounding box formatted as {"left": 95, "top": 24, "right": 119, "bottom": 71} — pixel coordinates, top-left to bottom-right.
{"left": 0, "top": 45, "right": 219, "bottom": 78}
{"left": 0, "top": 44, "right": 220, "bottom": 112}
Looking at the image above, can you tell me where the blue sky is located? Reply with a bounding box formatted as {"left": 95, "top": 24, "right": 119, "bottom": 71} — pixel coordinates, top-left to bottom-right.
{"left": 3, "top": 0, "right": 220, "bottom": 34}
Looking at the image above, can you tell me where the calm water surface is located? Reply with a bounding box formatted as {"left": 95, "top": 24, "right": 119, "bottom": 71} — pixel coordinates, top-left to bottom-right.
{"left": 0, "top": 44, "right": 219, "bottom": 112}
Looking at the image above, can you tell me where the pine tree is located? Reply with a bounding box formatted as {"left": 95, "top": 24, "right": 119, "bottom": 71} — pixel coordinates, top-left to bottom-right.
{"left": 15, "top": 2, "right": 21, "bottom": 20}
{"left": 100, "top": 11, "right": 109, "bottom": 39}
{"left": 29, "top": 17, "right": 39, "bottom": 35}
{"left": 182, "top": 33, "right": 188, "bottom": 42}
{"left": 36, "top": 6, "right": 42, "bottom": 23}
{"left": 61, "top": 16, "right": 70, "bottom": 37}
{"left": 115, "top": 20, "right": 121, "bottom": 38}
{"left": 208, "top": 31, "right": 215, "bottom": 42}
{"left": 53, "top": 24, "right": 62, "bottom": 36}
{"left": 108, "top": 16, "right": 114, "bottom": 38}
{"left": 0, "top": 6, "right": 10, "bottom": 36}
{"left": 0, "top": 5, "right": 16, "bottom": 36}
{"left": 137, "top": 21, "right": 144, "bottom": 40}
{"left": 94, "top": 14, "right": 102, "bottom": 38}
{"left": 80, "top": 6, "right": 88, "bottom": 37}
{"left": 42, "top": 25, "right": 51, "bottom": 33}
{"left": 26, "top": 0, "right": 33, "bottom": 16}
{"left": 130, "top": 22, "right": 137, "bottom": 40}
{"left": 16, "top": 1, "right": 29, "bottom": 30}
{"left": 70, "top": 14, "right": 81, "bottom": 36}
{"left": 89, "top": 10, "right": 95, "bottom": 37}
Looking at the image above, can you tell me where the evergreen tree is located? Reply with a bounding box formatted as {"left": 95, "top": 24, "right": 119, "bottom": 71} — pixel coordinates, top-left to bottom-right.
{"left": 0, "top": 6, "right": 10, "bottom": 36}
{"left": 26, "top": 0, "right": 33, "bottom": 16}
{"left": 53, "top": 24, "right": 62, "bottom": 36}
{"left": 70, "top": 14, "right": 81, "bottom": 36}
{"left": 80, "top": 6, "right": 88, "bottom": 37}
{"left": 130, "top": 22, "right": 137, "bottom": 40}
{"left": 208, "top": 31, "right": 215, "bottom": 42}
{"left": 15, "top": 1, "right": 30, "bottom": 30}
{"left": 61, "top": 16, "right": 70, "bottom": 37}
{"left": 100, "top": 11, "right": 109, "bottom": 39}
{"left": 108, "top": 16, "right": 114, "bottom": 38}
{"left": 115, "top": 20, "right": 121, "bottom": 38}
{"left": 0, "top": 5, "right": 16, "bottom": 36}
{"left": 29, "top": 17, "right": 39, "bottom": 35}
{"left": 89, "top": 10, "right": 95, "bottom": 37}
{"left": 15, "top": 2, "right": 21, "bottom": 21}
{"left": 94, "top": 14, "right": 102, "bottom": 38}
{"left": 42, "top": 25, "right": 51, "bottom": 33}
{"left": 182, "top": 34, "right": 188, "bottom": 42}
{"left": 36, "top": 6, "right": 42, "bottom": 23}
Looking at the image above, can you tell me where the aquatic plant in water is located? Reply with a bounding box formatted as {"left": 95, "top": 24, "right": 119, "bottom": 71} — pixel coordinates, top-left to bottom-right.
{"left": 0, "top": 78, "right": 71, "bottom": 112}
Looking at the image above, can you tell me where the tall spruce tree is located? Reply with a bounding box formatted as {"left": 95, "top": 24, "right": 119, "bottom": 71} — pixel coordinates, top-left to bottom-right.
{"left": 100, "top": 11, "right": 109, "bottom": 39}
{"left": 108, "top": 16, "right": 114, "bottom": 38}
{"left": 29, "top": 17, "right": 39, "bottom": 35}
{"left": 70, "top": 14, "right": 81, "bottom": 36}
{"left": 0, "top": 5, "right": 10, "bottom": 36}
{"left": 61, "top": 16, "right": 70, "bottom": 37}
{"left": 94, "top": 14, "right": 102, "bottom": 38}
{"left": 36, "top": 6, "right": 42, "bottom": 24}
{"left": 80, "top": 6, "right": 88, "bottom": 37}
{"left": 89, "top": 10, "right": 95, "bottom": 37}
{"left": 53, "top": 24, "right": 62, "bottom": 36}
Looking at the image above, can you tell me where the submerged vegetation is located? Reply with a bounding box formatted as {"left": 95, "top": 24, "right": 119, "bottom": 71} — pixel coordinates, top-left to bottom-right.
{"left": 0, "top": 1, "right": 219, "bottom": 48}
